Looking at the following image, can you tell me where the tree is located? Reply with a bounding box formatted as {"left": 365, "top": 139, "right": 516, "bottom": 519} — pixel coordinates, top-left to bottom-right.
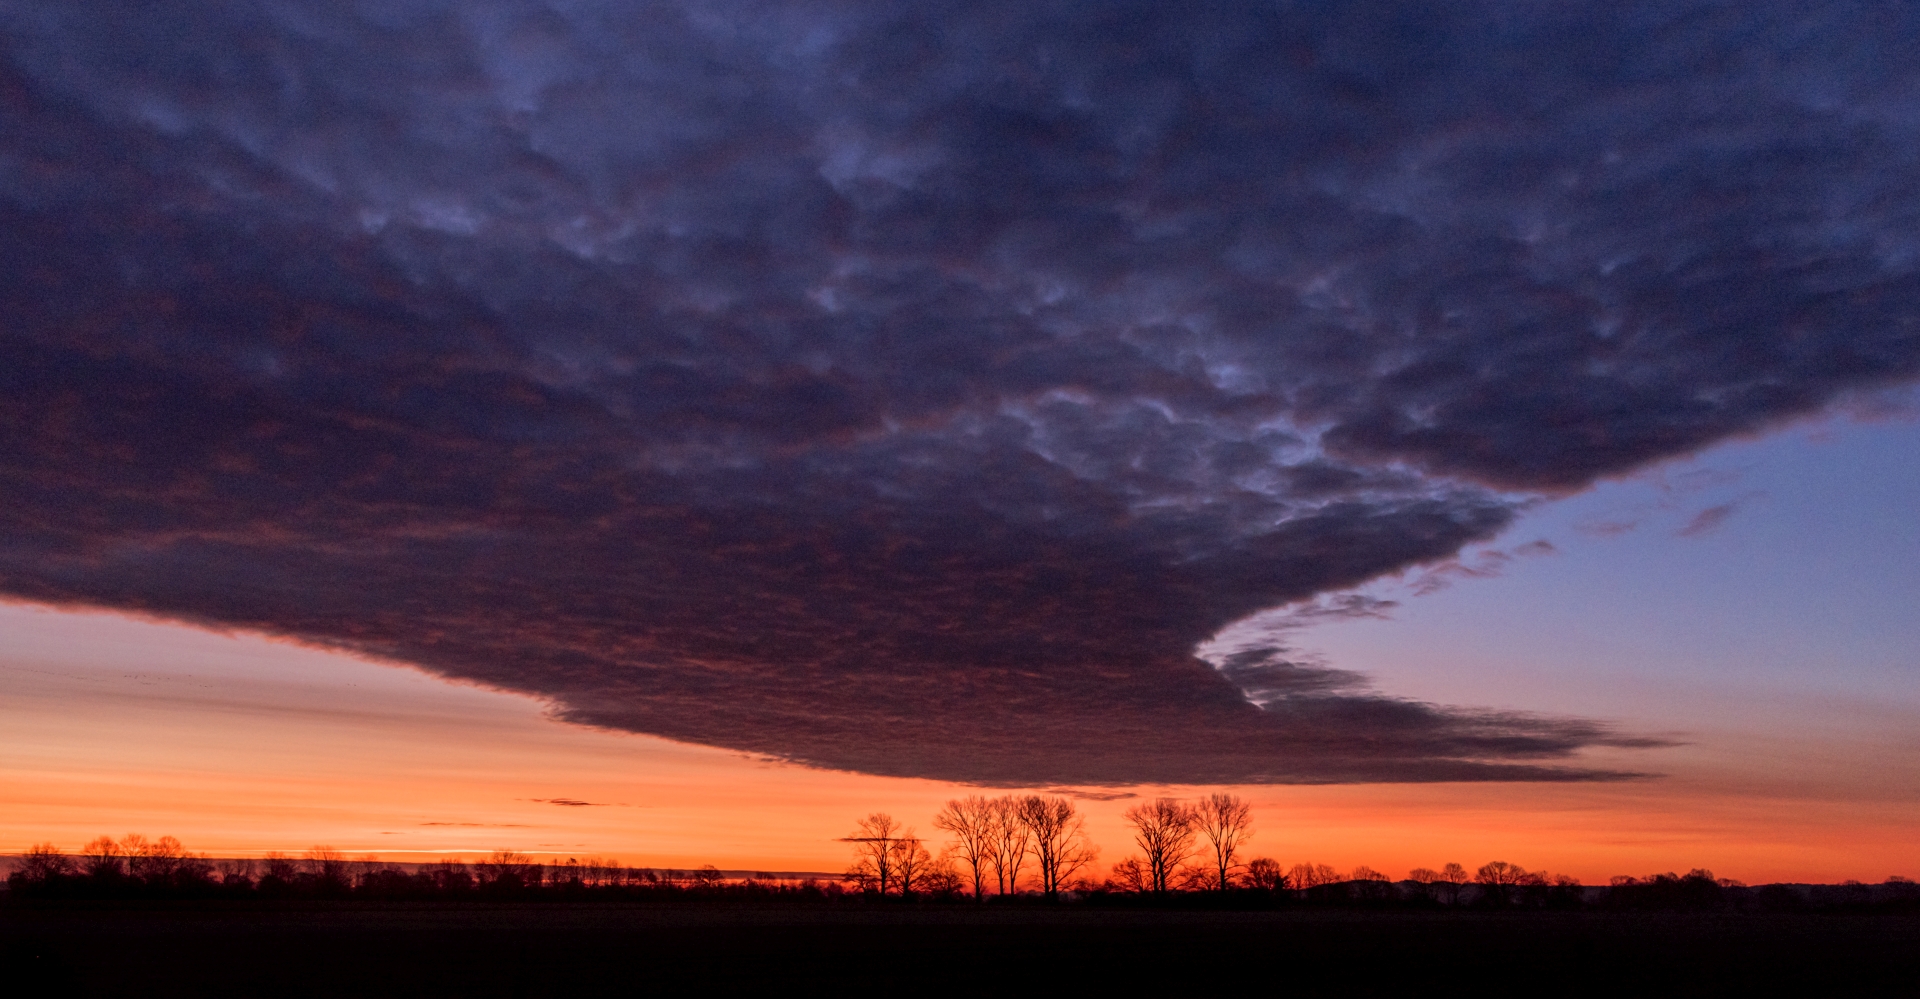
{"left": 1289, "top": 862, "right": 1341, "bottom": 890}
{"left": 215, "top": 857, "right": 256, "bottom": 887}
{"left": 261, "top": 852, "right": 300, "bottom": 884}
{"left": 80, "top": 836, "right": 124, "bottom": 878}
{"left": 428, "top": 859, "right": 472, "bottom": 892}
{"left": 1193, "top": 793, "right": 1253, "bottom": 892}
{"left": 1476, "top": 860, "right": 1529, "bottom": 886}
{"left": 1244, "top": 857, "right": 1288, "bottom": 891}
{"left": 933, "top": 796, "right": 997, "bottom": 899}
{"left": 987, "top": 796, "right": 1033, "bottom": 895}
{"left": 1475, "top": 860, "right": 1532, "bottom": 906}
{"left": 129, "top": 836, "right": 187, "bottom": 883}
{"left": 305, "top": 846, "right": 354, "bottom": 890}
{"left": 1124, "top": 798, "right": 1196, "bottom": 894}
{"left": 1109, "top": 858, "right": 1152, "bottom": 893}
{"left": 16, "top": 843, "right": 72, "bottom": 883}
{"left": 1436, "top": 862, "right": 1470, "bottom": 905}
{"left": 843, "top": 813, "right": 906, "bottom": 895}
{"left": 920, "top": 855, "right": 966, "bottom": 898}
{"left": 1016, "top": 795, "right": 1098, "bottom": 898}
{"left": 890, "top": 835, "right": 934, "bottom": 896}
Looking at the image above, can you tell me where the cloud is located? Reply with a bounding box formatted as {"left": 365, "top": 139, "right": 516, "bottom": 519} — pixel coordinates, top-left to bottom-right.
{"left": 1677, "top": 503, "right": 1740, "bottom": 538}
{"left": 1676, "top": 490, "right": 1768, "bottom": 537}
{"left": 1, "top": 1, "right": 1915, "bottom": 783}
{"left": 1046, "top": 789, "right": 1138, "bottom": 802}
{"left": 528, "top": 798, "right": 608, "bottom": 807}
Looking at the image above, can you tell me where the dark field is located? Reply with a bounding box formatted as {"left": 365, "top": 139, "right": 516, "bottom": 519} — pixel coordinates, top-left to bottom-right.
{"left": 6, "top": 902, "right": 1918, "bottom": 997}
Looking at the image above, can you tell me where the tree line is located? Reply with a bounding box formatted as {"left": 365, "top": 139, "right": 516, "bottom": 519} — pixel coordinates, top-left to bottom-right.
{"left": 11, "top": 807, "right": 1918, "bottom": 912}
{"left": 842, "top": 792, "right": 1556, "bottom": 900}
{"left": 838, "top": 792, "right": 1919, "bottom": 911}
{"left": 4, "top": 837, "right": 844, "bottom": 900}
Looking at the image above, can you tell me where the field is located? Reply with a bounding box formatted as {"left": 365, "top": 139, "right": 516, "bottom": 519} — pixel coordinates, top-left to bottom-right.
{"left": 6, "top": 901, "right": 1918, "bottom": 997}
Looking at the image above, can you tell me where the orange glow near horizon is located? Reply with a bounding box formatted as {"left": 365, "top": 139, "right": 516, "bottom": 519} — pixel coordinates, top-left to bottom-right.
{"left": 3, "top": 601, "right": 1915, "bottom": 885}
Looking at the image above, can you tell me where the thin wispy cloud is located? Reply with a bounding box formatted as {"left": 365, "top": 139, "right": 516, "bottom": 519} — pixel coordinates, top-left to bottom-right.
{"left": 1, "top": 1, "right": 1915, "bottom": 783}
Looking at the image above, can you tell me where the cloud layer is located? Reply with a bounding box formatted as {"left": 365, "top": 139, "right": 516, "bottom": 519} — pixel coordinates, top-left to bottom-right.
{"left": 2, "top": 1, "right": 1916, "bottom": 782}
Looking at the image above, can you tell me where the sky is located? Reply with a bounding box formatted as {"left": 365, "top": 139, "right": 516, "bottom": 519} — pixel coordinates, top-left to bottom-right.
{"left": 2, "top": 1, "right": 1918, "bottom": 884}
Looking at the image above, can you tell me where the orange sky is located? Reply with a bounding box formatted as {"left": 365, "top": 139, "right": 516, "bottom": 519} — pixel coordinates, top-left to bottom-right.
{"left": 4, "top": 599, "right": 1914, "bottom": 885}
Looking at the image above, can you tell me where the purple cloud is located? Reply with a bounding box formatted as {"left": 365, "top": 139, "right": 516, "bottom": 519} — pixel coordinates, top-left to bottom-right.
{"left": 1677, "top": 503, "right": 1740, "bottom": 538}
{"left": 0, "top": 1, "right": 1915, "bottom": 783}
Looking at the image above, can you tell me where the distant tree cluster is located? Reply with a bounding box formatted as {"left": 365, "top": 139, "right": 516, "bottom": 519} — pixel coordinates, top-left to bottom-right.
{"left": 849, "top": 794, "right": 1100, "bottom": 899}
{"left": 850, "top": 793, "right": 1579, "bottom": 903}
{"left": 11, "top": 829, "right": 1917, "bottom": 913}
{"left": 6, "top": 838, "right": 847, "bottom": 901}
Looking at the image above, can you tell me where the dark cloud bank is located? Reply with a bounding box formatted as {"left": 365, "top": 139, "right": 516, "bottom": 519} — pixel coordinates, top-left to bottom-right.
{"left": 3, "top": 1, "right": 1917, "bottom": 784}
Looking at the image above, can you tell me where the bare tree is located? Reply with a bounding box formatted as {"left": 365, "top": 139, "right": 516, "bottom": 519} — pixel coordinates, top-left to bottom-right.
{"left": 80, "top": 836, "right": 124, "bottom": 878}
{"left": 1475, "top": 860, "right": 1529, "bottom": 886}
{"left": 215, "top": 857, "right": 256, "bottom": 886}
{"left": 1350, "top": 865, "right": 1388, "bottom": 882}
{"left": 1108, "top": 858, "right": 1151, "bottom": 893}
{"left": 1436, "top": 861, "right": 1469, "bottom": 905}
{"left": 1475, "top": 860, "right": 1532, "bottom": 905}
{"left": 428, "top": 859, "right": 472, "bottom": 892}
{"left": 1016, "top": 795, "right": 1097, "bottom": 898}
{"left": 117, "top": 834, "right": 149, "bottom": 880}
{"left": 1193, "top": 793, "right": 1253, "bottom": 892}
{"left": 933, "top": 796, "right": 997, "bottom": 899}
{"left": 920, "top": 855, "right": 966, "bottom": 897}
{"left": 842, "top": 812, "right": 906, "bottom": 895}
{"left": 1123, "top": 798, "right": 1196, "bottom": 894}
{"left": 472, "top": 849, "right": 537, "bottom": 889}
{"left": 1289, "top": 862, "right": 1340, "bottom": 890}
{"left": 305, "top": 845, "right": 353, "bottom": 889}
{"left": 987, "top": 796, "right": 1032, "bottom": 895}
{"left": 1244, "top": 857, "right": 1288, "bottom": 891}
{"left": 261, "top": 852, "right": 300, "bottom": 884}
{"left": 127, "top": 835, "right": 187, "bottom": 883}
{"left": 889, "top": 834, "right": 933, "bottom": 895}
{"left": 17, "top": 843, "right": 72, "bottom": 882}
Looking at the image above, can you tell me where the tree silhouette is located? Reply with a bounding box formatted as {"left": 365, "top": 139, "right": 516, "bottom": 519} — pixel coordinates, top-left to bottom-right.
{"left": 128, "top": 835, "right": 188, "bottom": 883}
{"left": 1474, "top": 860, "right": 1543, "bottom": 906}
{"left": 80, "top": 836, "right": 124, "bottom": 879}
{"left": 1289, "top": 862, "right": 1341, "bottom": 891}
{"left": 1244, "top": 857, "right": 1288, "bottom": 891}
{"left": 474, "top": 849, "right": 538, "bottom": 891}
{"left": 17, "top": 843, "right": 72, "bottom": 883}
{"left": 1017, "top": 795, "right": 1098, "bottom": 898}
{"left": 305, "top": 846, "right": 354, "bottom": 891}
{"left": 889, "top": 835, "right": 934, "bottom": 896}
{"left": 1436, "top": 862, "right": 1470, "bottom": 904}
{"left": 691, "top": 864, "right": 725, "bottom": 890}
{"left": 987, "top": 796, "right": 1033, "bottom": 895}
{"left": 1476, "top": 860, "right": 1529, "bottom": 885}
{"left": 215, "top": 857, "right": 256, "bottom": 888}
{"left": 1124, "top": 798, "right": 1196, "bottom": 894}
{"left": 933, "top": 796, "right": 998, "bottom": 899}
{"left": 842, "top": 812, "right": 907, "bottom": 895}
{"left": 1108, "top": 857, "right": 1151, "bottom": 893}
{"left": 1194, "top": 793, "right": 1253, "bottom": 892}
